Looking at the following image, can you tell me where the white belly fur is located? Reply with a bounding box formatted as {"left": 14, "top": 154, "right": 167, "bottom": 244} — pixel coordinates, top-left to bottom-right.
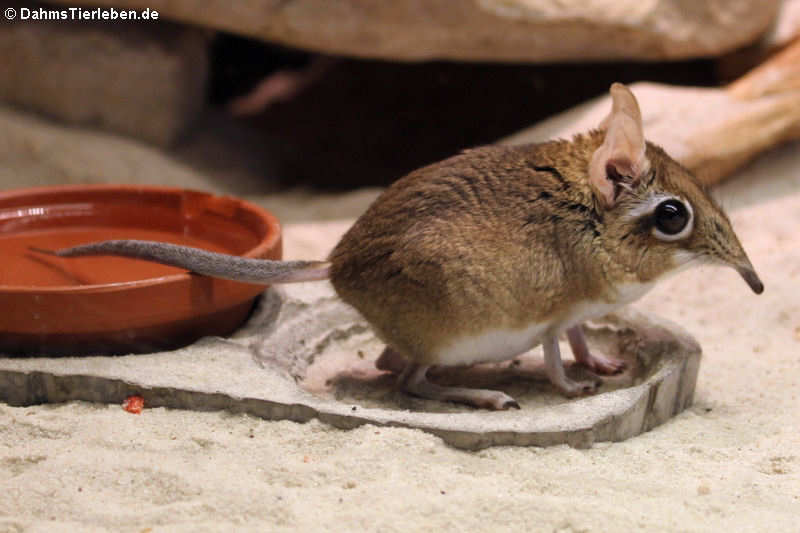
{"left": 433, "top": 281, "right": 656, "bottom": 367}
{"left": 434, "top": 321, "right": 549, "bottom": 366}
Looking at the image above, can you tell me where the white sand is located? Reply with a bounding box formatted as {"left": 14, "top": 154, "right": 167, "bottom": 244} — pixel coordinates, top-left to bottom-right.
{"left": 2, "top": 141, "right": 799, "bottom": 532}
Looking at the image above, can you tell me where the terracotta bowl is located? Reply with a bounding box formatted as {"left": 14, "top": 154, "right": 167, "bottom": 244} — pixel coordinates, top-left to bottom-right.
{"left": 0, "top": 185, "right": 282, "bottom": 356}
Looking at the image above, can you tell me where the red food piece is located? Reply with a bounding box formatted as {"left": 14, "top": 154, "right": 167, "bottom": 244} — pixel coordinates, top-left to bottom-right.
{"left": 122, "top": 395, "right": 144, "bottom": 414}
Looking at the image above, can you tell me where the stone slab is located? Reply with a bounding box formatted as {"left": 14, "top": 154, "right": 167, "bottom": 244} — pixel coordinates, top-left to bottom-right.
{"left": 0, "top": 15, "right": 208, "bottom": 146}
{"left": 0, "top": 282, "right": 700, "bottom": 450}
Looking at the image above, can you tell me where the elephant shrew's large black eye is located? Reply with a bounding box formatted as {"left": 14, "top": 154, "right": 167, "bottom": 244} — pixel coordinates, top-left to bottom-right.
{"left": 654, "top": 199, "right": 689, "bottom": 235}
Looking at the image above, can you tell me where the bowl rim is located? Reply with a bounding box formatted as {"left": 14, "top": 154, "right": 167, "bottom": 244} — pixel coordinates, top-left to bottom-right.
{"left": 0, "top": 184, "right": 282, "bottom": 294}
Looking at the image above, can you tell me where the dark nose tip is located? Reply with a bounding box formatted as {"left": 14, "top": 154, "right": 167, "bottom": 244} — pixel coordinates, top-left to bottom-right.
{"left": 738, "top": 267, "right": 764, "bottom": 294}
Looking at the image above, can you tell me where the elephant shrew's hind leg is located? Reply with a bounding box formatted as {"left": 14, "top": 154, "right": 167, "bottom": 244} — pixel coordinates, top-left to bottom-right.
{"left": 398, "top": 363, "right": 520, "bottom": 410}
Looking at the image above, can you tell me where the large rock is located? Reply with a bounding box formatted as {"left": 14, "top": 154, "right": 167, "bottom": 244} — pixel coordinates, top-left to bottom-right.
{"left": 46, "top": 0, "right": 780, "bottom": 62}
{"left": 0, "top": 17, "right": 208, "bottom": 146}
{"left": 718, "top": 0, "right": 800, "bottom": 80}
{"left": 764, "top": 0, "right": 800, "bottom": 50}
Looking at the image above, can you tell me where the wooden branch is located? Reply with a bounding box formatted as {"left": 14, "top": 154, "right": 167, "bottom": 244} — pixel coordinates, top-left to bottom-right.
{"left": 505, "top": 39, "right": 800, "bottom": 185}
